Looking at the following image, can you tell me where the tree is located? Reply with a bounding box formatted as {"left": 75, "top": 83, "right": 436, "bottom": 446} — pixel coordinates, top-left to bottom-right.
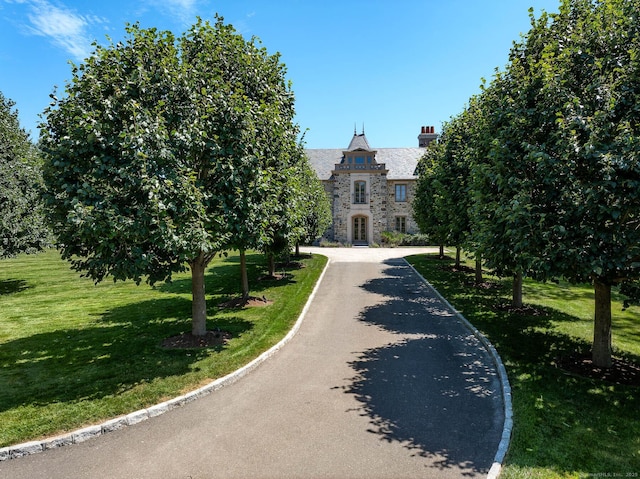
{"left": 531, "top": 0, "right": 640, "bottom": 367}
{"left": 0, "top": 92, "right": 51, "bottom": 259}
{"left": 292, "top": 158, "right": 332, "bottom": 254}
{"left": 42, "top": 18, "right": 299, "bottom": 336}
{"left": 179, "top": 19, "right": 299, "bottom": 300}
{"left": 413, "top": 141, "right": 449, "bottom": 259}
{"left": 468, "top": 0, "right": 640, "bottom": 367}
{"left": 260, "top": 142, "right": 305, "bottom": 278}
{"left": 469, "top": 7, "right": 565, "bottom": 308}
{"left": 431, "top": 106, "right": 483, "bottom": 270}
{"left": 261, "top": 144, "right": 331, "bottom": 273}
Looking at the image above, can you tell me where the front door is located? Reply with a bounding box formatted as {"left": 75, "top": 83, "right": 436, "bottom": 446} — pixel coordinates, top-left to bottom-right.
{"left": 353, "top": 216, "right": 367, "bottom": 244}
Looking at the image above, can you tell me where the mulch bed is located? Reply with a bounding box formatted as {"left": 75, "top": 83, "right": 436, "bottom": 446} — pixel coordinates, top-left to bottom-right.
{"left": 218, "top": 295, "right": 273, "bottom": 309}
{"left": 161, "top": 330, "right": 232, "bottom": 349}
{"left": 278, "top": 260, "right": 305, "bottom": 269}
{"left": 439, "top": 264, "right": 476, "bottom": 274}
{"left": 494, "top": 302, "right": 549, "bottom": 316}
{"left": 464, "top": 279, "right": 503, "bottom": 290}
{"left": 556, "top": 353, "right": 640, "bottom": 386}
{"left": 426, "top": 255, "right": 454, "bottom": 261}
{"left": 258, "top": 273, "right": 287, "bottom": 281}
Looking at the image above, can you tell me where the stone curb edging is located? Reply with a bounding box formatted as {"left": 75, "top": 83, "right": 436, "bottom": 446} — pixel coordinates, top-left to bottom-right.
{"left": 405, "top": 260, "right": 513, "bottom": 479}
{"left": 0, "top": 256, "right": 331, "bottom": 462}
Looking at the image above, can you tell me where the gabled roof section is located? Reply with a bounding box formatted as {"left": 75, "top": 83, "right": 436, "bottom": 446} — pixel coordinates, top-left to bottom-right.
{"left": 306, "top": 148, "right": 425, "bottom": 180}
{"left": 346, "top": 133, "right": 372, "bottom": 152}
{"left": 305, "top": 149, "right": 343, "bottom": 180}
{"left": 306, "top": 130, "right": 427, "bottom": 180}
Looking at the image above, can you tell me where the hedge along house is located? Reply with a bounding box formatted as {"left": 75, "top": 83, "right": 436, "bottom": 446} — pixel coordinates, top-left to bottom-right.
{"left": 306, "top": 126, "right": 437, "bottom": 245}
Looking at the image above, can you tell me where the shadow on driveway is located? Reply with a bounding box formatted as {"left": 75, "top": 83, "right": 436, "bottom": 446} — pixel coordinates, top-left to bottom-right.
{"left": 341, "top": 259, "right": 503, "bottom": 475}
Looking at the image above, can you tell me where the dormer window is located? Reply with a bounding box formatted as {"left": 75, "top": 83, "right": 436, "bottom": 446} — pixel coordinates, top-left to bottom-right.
{"left": 333, "top": 132, "right": 386, "bottom": 174}
{"left": 346, "top": 154, "right": 375, "bottom": 166}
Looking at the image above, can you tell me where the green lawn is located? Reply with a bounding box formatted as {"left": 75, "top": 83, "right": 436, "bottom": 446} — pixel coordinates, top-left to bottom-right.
{"left": 407, "top": 253, "right": 640, "bottom": 479}
{"left": 0, "top": 249, "right": 326, "bottom": 447}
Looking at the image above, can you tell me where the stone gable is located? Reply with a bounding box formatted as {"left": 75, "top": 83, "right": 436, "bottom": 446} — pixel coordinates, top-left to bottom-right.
{"left": 306, "top": 127, "right": 436, "bottom": 245}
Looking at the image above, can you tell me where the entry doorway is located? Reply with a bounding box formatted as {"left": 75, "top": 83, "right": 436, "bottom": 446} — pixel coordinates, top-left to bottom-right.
{"left": 353, "top": 216, "right": 367, "bottom": 244}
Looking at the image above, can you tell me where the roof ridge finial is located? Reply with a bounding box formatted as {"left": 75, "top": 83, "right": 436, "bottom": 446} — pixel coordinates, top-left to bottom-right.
{"left": 354, "top": 123, "right": 357, "bottom": 135}
{"left": 362, "top": 122, "right": 365, "bottom": 135}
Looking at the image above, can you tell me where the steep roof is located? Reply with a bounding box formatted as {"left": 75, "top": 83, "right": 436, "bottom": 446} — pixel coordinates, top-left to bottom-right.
{"left": 305, "top": 147, "right": 424, "bottom": 180}
{"left": 346, "top": 133, "right": 372, "bottom": 152}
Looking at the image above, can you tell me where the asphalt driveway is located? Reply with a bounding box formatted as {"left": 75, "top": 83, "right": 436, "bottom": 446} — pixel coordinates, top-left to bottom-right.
{"left": 0, "top": 247, "right": 506, "bottom": 478}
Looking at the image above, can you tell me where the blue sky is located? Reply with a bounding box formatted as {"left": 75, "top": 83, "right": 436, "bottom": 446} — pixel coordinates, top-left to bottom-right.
{"left": 1, "top": 0, "right": 560, "bottom": 149}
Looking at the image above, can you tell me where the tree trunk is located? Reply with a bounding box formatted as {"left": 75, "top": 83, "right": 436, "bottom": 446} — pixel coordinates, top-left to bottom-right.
{"left": 439, "top": 244, "right": 445, "bottom": 259}
{"left": 455, "top": 246, "right": 461, "bottom": 268}
{"left": 593, "top": 277, "right": 613, "bottom": 368}
{"left": 475, "top": 253, "right": 483, "bottom": 285}
{"left": 190, "top": 253, "right": 207, "bottom": 336}
{"left": 268, "top": 252, "right": 276, "bottom": 277}
{"left": 512, "top": 271, "right": 523, "bottom": 308}
{"left": 295, "top": 242, "right": 300, "bottom": 257}
{"left": 240, "top": 249, "right": 250, "bottom": 300}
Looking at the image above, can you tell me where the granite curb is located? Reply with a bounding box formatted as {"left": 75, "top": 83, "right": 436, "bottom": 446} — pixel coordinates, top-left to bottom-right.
{"left": 0, "top": 256, "right": 331, "bottom": 462}
{"left": 405, "top": 259, "right": 513, "bottom": 479}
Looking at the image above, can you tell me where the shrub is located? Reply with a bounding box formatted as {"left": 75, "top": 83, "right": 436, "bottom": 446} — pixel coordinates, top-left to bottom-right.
{"left": 400, "top": 233, "right": 430, "bottom": 246}
{"left": 381, "top": 230, "right": 404, "bottom": 247}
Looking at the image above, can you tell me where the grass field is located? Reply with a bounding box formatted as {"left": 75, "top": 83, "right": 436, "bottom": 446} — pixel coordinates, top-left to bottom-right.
{"left": 0, "top": 249, "right": 326, "bottom": 447}
{"left": 408, "top": 253, "right": 640, "bottom": 479}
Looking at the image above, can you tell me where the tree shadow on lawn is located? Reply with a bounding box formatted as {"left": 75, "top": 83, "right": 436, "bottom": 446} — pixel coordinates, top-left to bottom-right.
{"left": 523, "top": 280, "right": 595, "bottom": 303}
{"left": 468, "top": 294, "right": 640, "bottom": 474}
{"left": 0, "top": 296, "right": 252, "bottom": 413}
{"left": 0, "top": 279, "right": 29, "bottom": 295}
{"left": 158, "top": 253, "right": 295, "bottom": 300}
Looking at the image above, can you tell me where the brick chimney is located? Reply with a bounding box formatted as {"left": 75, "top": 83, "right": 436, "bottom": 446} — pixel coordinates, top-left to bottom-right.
{"left": 418, "top": 125, "right": 437, "bottom": 147}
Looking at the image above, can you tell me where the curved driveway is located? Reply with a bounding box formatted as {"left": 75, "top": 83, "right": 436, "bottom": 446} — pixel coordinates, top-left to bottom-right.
{"left": 1, "top": 247, "right": 506, "bottom": 479}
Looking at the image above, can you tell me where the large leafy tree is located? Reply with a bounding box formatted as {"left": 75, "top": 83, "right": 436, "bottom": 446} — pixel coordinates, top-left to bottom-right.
{"left": 261, "top": 143, "right": 331, "bottom": 273}
{"left": 292, "top": 156, "right": 332, "bottom": 253}
{"left": 259, "top": 142, "right": 305, "bottom": 278}
{"left": 469, "top": 0, "right": 640, "bottom": 367}
{"left": 471, "top": 71, "right": 549, "bottom": 307}
{"left": 423, "top": 95, "right": 493, "bottom": 281}
{"left": 532, "top": 0, "right": 640, "bottom": 367}
{"left": 179, "top": 18, "right": 299, "bottom": 301}
{"left": 470, "top": 6, "right": 578, "bottom": 308}
{"left": 42, "top": 18, "right": 299, "bottom": 336}
{"left": 430, "top": 106, "right": 483, "bottom": 269}
{"left": 0, "top": 92, "right": 50, "bottom": 259}
{"left": 412, "top": 141, "right": 449, "bottom": 259}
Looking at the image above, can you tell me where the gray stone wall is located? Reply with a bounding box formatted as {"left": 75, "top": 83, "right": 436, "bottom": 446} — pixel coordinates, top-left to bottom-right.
{"left": 369, "top": 173, "right": 387, "bottom": 243}
{"left": 322, "top": 175, "right": 418, "bottom": 244}
{"left": 387, "top": 180, "right": 418, "bottom": 234}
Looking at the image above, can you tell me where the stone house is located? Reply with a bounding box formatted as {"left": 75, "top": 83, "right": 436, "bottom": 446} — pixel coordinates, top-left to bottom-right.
{"left": 306, "top": 126, "right": 437, "bottom": 245}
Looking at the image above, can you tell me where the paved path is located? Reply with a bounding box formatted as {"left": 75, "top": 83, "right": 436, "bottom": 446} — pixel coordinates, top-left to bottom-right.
{"left": 1, "top": 247, "right": 506, "bottom": 479}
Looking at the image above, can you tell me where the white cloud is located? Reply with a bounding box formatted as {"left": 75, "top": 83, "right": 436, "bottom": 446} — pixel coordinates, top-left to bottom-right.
{"left": 167, "top": 0, "right": 197, "bottom": 9}
{"left": 145, "top": 0, "right": 201, "bottom": 25}
{"left": 20, "top": 0, "right": 106, "bottom": 61}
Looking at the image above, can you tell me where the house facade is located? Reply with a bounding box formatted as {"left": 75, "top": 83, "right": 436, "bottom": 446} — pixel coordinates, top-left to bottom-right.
{"left": 306, "top": 126, "right": 437, "bottom": 245}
